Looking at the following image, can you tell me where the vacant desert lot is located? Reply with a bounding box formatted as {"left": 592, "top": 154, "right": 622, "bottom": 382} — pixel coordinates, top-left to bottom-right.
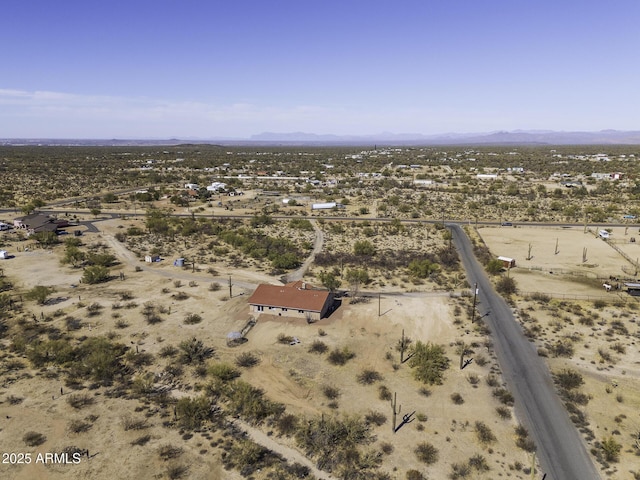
{"left": 479, "top": 225, "right": 640, "bottom": 297}
{"left": 479, "top": 225, "right": 640, "bottom": 478}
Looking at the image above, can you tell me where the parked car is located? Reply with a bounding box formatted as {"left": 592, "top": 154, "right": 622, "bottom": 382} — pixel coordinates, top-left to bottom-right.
{"left": 501, "top": 222, "right": 513, "bottom": 227}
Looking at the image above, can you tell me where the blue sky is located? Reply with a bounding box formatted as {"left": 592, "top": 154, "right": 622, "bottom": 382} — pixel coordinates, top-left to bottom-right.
{"left": 1, "top": 0, "right": 639, "bottom": 138}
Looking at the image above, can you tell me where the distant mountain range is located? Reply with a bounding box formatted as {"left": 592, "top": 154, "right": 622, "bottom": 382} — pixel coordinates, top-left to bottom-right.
{"left": 3, "top": 130, "right": 640, "bottom": 146}
{"left": 248, "top": 130, "right": 640, "bottom": 145}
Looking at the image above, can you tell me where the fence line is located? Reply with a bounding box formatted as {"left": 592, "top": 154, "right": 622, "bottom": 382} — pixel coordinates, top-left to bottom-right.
{"left": 519, "top": 291, "right": 634, "bottom": 303}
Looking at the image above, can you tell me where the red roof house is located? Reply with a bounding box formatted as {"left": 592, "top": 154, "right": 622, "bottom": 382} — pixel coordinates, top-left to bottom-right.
{"left": 247, "top": 281, "right": 333, "bottom": 321}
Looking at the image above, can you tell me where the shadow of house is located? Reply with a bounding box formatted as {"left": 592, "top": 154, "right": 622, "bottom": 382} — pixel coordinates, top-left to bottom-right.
{"left": 247, "top": 280, "right": 334, "bottom": 321}
{"left": 13, "top": 213, "right": 69, "bottom": 236}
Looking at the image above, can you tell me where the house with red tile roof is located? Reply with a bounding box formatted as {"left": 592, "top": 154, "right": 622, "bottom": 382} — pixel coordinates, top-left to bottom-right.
{"left": 247, "top": 281, "right": 333, "bottom": 321}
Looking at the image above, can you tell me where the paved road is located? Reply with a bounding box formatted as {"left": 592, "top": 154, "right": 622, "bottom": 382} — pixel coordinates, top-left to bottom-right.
{"left": 448, "top": 223, "right": 600, "bottom": 480}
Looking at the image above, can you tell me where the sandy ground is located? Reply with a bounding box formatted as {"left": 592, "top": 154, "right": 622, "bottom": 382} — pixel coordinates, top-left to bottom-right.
{"left": 479, "top": 225, "right": 640, "bottom": 478}
{"left": 479, "top": 225, "right": 639, "bottom": 298}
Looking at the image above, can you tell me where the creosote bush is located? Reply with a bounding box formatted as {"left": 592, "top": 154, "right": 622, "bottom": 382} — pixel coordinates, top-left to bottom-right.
{"left": 23, "top": 431, "right": 46, "bottom": 446}
{"left": 235, "top": 352, "right": 260, "bottom": 368}
{"left": 327, "top": 346, "right": 356, "bottom": 366}
{"left": 414, "top": 442, "right": 439, "bottom": 465}
{"left": 357, "top": 369, "right": 383, "bottom": 385}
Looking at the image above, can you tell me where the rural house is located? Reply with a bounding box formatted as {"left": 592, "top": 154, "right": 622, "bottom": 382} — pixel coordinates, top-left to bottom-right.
{"left": 13, "top": 213, "right": 69, "bottom": 236}
{"left": 247, "top": 281, "right": 333, "bottom": 321}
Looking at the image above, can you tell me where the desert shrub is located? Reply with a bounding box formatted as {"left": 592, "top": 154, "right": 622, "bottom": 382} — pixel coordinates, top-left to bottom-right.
{"left": 130, "top": 434, "right": 151, "bottom": 446}
{"left": 514, "top": 425, "right": 536, "bottom": 452}
{"left": 550, "top": 340, "right": 575, "bottom": 358}
{"left": 114, "top": 319, "right": 128, "bottom": 329}
{"left": 450, "top": 393, "right": 464, "bottom": 405}
{"left": 495, "top": 276, "right": 517, "bottom": 295}
{"left": 294, "top": 414, "right": 374, "bottom": 473}
{"left": 418, "top": 387, "right": 431, "bottom": 397}
{"left": 86, "top": 302, "right": 103, "bottom": 316}
{"left": 327, "top": 347, "right": 356, "bottom": 366}
{"left": 406, "top": 470, "right": 426, "bottom": 480}
{"left": 364, "top": 410, "right": 387, "bottom": 426}
{"left": 322, "top": 385, "right": 341, "bottom": 400}
{"left": 492, "top": 388, "right": 514, "bottom": 406}
{"left": 496, "top": 406, "right": 511, "bottom": 419}
{"left": 474, "top": 421, "right": 496, "bottom": 444}
{"left": 23, "top": 431, "right": 46, "bottom": 446}
{"left": 600, "top": 437, "right": 622, "bottom": 462}
{"left": 277, "top": 333, "right": 294, "bottom": 344}
{"left": 176, "top": 395, "right": 213, "bottom": 430}
{"left": 554, "top": 369, "right": 584, "bottom": 390}
{"left": 408, "top": 341, "right": 450, "bottom": 385}
{"left": 68, "top": 420, "right": 92, "bottom": 433}
{"left": 449, "top": 462, "right": 471, "bottom": 479}
{"left": 159, "top": 345, "right": 178, "bottom": 358}
{"left": 308, "top": 340, "right": 328, "bottom": 354}
{"left": 276, "top": 413, "right": 299, "bottom": 436}
{"left": 166, "top": 465, "right": 189, "bottom": 479}
{"left": 414, "top": 442, "right": 439, "bottom": 465}
{"left": 380, "top": 442, "right": 394, "bottom": 455}
{"left": 6, "top": 395, "right": 23, "bottom": 405}
{"left": 82, "top": 265, "right": 110, "bottom": 284}
{"left": 225, "top": 381, "right": 284, "bottom": 423}
{"left": 172, "top": 291, "right": 189, "bottom": 300}
{"left": 208, "top": 282, "right": 221, "bottom": 291}
{"left": 235, "top": 352, "right": 260, "bottom": 368}
{"left": 378, "top": 385, "right": 392, "bottom": 401}
{"left": 65, "top": 316, "right": 82, "bottom": 331}
{"left": 158, "top": 444, "right": 184, "bottom": 461}
{"left": 179, "top": 338, "right": 214, "bottom": 364}
{"left": 357, "top": 369, "right": 383, "bottom": 385}
{"left": 25, "top": 285, "right": 54, "bottom": 305}
{"left": 184, "top": 313, "right": 202, "bottom": 325}
{"left": 468, "top": 453, "right": 490, "bottom": 471}
{"left": 67, "top": 393, "right": 95, "bottom": 410}
{"left": 208, "top": 363, "right": 240, "bottom": 382}
{"left": 122, "top": 416, "right": 148, "bottom": 431}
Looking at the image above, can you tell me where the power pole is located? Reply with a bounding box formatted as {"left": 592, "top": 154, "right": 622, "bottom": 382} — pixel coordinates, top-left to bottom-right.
{"left": 228, "top": 275, "right": 233, "bottom": 298}
{"left": 400, "top": 329, "right": 406, "bottom": 363}
{"left": 555, "top": 238, "right": 559, "bottom": 255}
{"left": 471, "top": 283, "right": 478, "bottom": 323}
{"left": 378, "top": 293, "right": 381, "bottom": 317}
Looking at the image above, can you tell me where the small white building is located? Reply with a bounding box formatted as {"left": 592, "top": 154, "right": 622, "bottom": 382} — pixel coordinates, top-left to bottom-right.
{"left": 206, "top": 182, "right": 227, "bottom": 192}
{"left": 477, "top": 174, "right": 498, "bottom": 180}
{"left": 0, "top": 250, "right": 8, "bottom": 259}
{"left": 312, "top": 202, "right": 337, "bottom": 210}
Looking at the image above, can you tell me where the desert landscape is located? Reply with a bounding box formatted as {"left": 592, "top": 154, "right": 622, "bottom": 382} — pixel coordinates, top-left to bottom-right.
{"left": 1, "top": 144, "right": 640, "bottom": 480}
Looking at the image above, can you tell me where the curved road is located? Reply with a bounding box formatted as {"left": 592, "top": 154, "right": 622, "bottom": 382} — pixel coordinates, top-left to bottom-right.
{"left": 449, "top": 223, "right": 600, "bottom": 480}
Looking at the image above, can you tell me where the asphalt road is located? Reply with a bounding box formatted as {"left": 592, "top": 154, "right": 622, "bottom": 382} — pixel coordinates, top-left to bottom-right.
{"left": 448, "top": 223, "right": 600, "bottom": 480}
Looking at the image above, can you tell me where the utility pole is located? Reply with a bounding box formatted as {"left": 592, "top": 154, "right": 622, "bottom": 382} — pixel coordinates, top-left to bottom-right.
{"left": 555, "top": 238, "right": 559, "bottom": 255}
{"left": 400, "top": 329, "right": 406, "bottom": 363}
{"left": 471, "top": 283, "right": 478, "bottom": 323}
{"left": 378, "top": 292, "right": 381, "bottom": 317}
{"left": 228, "top": 275, "right": 232, "bottom": 298}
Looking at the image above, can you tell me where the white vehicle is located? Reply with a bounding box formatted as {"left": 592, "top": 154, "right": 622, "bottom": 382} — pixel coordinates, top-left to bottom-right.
{"left": 0, "top": 222, "right": 11, "bottom": 231}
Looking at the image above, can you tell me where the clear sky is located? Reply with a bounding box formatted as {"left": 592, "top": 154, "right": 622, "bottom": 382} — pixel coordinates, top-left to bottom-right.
{"left": 1, "top": 0, "right": 639, "bottom": 139}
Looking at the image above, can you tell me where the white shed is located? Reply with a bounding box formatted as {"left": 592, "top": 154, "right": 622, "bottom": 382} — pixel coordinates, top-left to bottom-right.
{"left": 0, "top": 250, "right": 8, "bottom": 259}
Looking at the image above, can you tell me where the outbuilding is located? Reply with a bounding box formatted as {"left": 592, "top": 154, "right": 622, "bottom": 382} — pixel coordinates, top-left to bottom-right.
{"left": 497, "top": 256, "right": 516, "bottom": 268}
{"left": 0, "top": 250, "right": 9, "bottom": 259}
